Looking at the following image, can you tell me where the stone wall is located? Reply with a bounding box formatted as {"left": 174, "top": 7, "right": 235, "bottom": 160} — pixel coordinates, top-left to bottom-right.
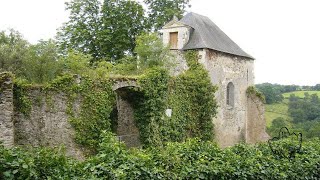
{"left": 0, "top": 73, "right": 14, "bottom": 147}
{"left": 0, "top": 74, "right": 140, "bottom": 159}
{"left": 246, "top": 93, "right": 270, "bottom": 143}
{"left": 198, "top": 49, "right": 256, "bottom": 147}
{"left": 14, "top": 89, "right": 85, "bottom": 159}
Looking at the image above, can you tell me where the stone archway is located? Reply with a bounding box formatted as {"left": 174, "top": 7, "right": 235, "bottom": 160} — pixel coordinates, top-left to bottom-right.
{"left": 112, "top": 80, "right": 141, "bottom": 147}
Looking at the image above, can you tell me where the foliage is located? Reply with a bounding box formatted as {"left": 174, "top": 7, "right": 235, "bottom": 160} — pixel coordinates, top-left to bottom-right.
{"left": 265, "top": 101, "right": 290, "bottom": 127}
{"left": 288, "top": 93, "right": 320, "bottom": 123}
{"left": 21, "top": 39, "right": 63, "bottom": 83}
{"left": 0, "top": 29, "right": 30, "bottom": 75}
{"left": 58, "top": 0, "right": 190, "bottom": 61}
{"left": 57, "top": 0, "right": 145, "bottom": 61}
{"left": 133, "top": 67, "right": 170, "bottom": 147}
{"left": 1, "top": 137, "right": 320, "bottom": 179}
{"left": 166, "top": 50, "right": 217, "bottom": 141}
{"left": 61, "top": 50, "right": 92, "bottom": 75}
{"left": 0, "top": 30, "right": 64, "bottom": 84}
{"left": 44, "top": 74, "right": 117, "bottom": 153}
{"left": 133, "top": 51, "right": 217, "bottom": 147}
{"left": 283, "top": 90, "right": 320, "bottom": 99}
{"left": 100, "top": 0, "right": 145, "bottom": 60}
{"left": 267, "top": 117, "right": 290, "bottom": 137}
{"left": 0, "top": 145, "right": 79, "bottom": 179}
{"left": 144, "top": 0, "right": 191, "bottom": 31}
{"left": 12, "top": 79, "right": 33, "bottom": 117}
{"left": 255, "top": 83, "right": 284, "bottom": 104}
{"left": 134, "top": 33, "right": 173, "bottom": 69}
{"left": 246, "top": 86, "right": 266, "bottom": 103}
{"left": 267, "top": 91, "right": 320, "bottom": 139}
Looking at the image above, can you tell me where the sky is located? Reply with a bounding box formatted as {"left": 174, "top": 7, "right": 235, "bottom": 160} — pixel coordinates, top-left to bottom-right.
{"left": 0, "top": 0, "right": 319, "bottom": 85}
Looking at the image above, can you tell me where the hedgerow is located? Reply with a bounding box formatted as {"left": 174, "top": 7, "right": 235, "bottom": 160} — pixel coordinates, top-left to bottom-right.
{"left": 1, "top": 137, "right": 320, "bottom": 179}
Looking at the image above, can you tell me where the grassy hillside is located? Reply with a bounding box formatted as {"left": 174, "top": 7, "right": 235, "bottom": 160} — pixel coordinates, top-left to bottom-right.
{"left": 282, "top": 91, "right": 320, "bottom": 98}
{"left": 265, "top": 91, "right": 320, "bottom": 127}
{"left": 265, "top": 100, "right": 290, "bottom": 127}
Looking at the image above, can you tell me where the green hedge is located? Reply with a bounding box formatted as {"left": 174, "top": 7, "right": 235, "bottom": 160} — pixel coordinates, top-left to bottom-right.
{"left": 1, "top": 137, "right": 320, "bottom": 179}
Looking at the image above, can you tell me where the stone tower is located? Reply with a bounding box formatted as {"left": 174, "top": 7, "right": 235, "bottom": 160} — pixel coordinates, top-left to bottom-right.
{"left": 161, "top": 12, "right": 268, "bottom": 147}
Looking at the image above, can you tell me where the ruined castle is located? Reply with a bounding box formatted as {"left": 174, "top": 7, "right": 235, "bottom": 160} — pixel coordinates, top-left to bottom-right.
{"left": 0, "top": 12, "right": 268, "bottom": 158}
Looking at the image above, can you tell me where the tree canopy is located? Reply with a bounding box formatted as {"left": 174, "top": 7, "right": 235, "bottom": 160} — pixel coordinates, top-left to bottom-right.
{"left": 144, "top": 0, "right": 191, "bottom": 31}
{"left": 57, "top": 0, "right": 191, "bottom": 62}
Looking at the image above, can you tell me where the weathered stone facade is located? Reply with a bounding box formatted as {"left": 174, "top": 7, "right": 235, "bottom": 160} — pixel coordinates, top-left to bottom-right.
{"left": 13, "top": 90, "right": 85, "bottom": 159}
{"left": 0, "top": 73, "right": 14, "bottom": 148}
{"left": 161, "top": 13, "right": 268, "bottom": 147}
{"left": 0, "top": 76, "right": 139, "bottom": 159}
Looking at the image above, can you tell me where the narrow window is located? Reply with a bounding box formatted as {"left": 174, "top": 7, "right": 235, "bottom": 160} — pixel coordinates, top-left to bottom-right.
{"left": 169, "top": 32, "right": 178, "bottom": 49}
{"left": 227, "top": 82, "right": 234, "bottom": 107}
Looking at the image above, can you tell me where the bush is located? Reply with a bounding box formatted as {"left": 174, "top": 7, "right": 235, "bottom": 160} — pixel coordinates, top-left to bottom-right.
{"left": 1, "top": 138, "right": 320, "bottom": 179}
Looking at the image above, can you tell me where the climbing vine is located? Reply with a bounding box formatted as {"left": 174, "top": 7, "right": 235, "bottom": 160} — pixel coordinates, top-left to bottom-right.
{"left": 246, "top": 86, "right": 265, "bottom": 103}
{"left": 7, "top": 50, "right": 218, "bottom": 151}
{"left": 167, "top": 51, "right": 217, "bottom": 141}
{"left": 133, "top": 51, "right": 218, "bottom": 146}
{"left": 13, "top": 79, "right": 32, "bottom": 117}
{"left": 44, "top": 74, "right": 116, "bottom": 153}
{"left": 133, "top": 67, "right": 170, "bottom": 146}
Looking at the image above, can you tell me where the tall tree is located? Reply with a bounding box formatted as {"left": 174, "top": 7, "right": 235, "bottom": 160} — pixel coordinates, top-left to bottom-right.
{"left": 100, "top": 0, "right": 145, "bottom": 60}
{"left": 22, "top": 40, "right": 63, "bottom": 83}
{"left": 57, "top": 0, "right": 145, "bottom": 62}
{"left": 144, "top": 0, "right": 191, "bottom": 31}
{"left": 57, "top": 0, "right": 102, "bottom": 60}
{"left": 0, "top": 29, "right": 29, "bottom": 74}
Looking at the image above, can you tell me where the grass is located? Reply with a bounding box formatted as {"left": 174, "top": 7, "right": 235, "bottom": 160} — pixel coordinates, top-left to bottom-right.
{"left": 265, "top": 91, "right": 320, "bottom": 127}
{"left": 282, "top": 91, "right": 320, "bottom": 98}
{"left": 265, "top": 99, "right": 290, "bottom": 127}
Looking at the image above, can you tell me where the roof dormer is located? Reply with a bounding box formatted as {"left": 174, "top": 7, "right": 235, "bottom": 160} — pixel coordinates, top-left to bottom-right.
{"left": 161, "top": 16, "right": 192, "bottom": 50}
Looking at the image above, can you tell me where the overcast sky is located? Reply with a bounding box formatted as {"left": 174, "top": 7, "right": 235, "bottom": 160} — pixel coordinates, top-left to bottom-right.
{"left": 0, "top": 0, "right": 319, "bottom": 85}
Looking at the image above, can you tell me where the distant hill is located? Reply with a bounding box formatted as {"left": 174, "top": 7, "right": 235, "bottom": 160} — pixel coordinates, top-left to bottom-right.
{"left": 265, "top": 90, "right": 320, "bottom": 127}
{"left": 282, "top": 91, "right": 320, "bottom": 98}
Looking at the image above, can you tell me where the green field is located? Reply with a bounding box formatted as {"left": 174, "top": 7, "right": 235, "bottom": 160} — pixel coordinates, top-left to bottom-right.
{"left": 282, "top": 91, "right": 320, "bottom": 98}
{"left": 265, "top": 91, "right": 320, "bottom": 127}
{"left": 265, "top": 100, "right": 290, "bottom": 127}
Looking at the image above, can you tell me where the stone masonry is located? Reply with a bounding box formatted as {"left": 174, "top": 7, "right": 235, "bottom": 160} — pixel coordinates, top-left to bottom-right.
{"left": 0, "top": 73, "right": 14, "bottom": 147}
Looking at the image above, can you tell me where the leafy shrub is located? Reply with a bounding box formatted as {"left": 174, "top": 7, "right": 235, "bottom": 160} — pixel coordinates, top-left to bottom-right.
{"left": 1, "top": 138, "right": 320, "bottom": 179}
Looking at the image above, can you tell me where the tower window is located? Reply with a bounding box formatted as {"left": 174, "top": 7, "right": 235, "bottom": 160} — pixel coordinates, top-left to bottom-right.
{"left": 227, "top": 82, "right": 235, "bottom": 107}
{"left": 169, "top": 32, "right": 178, "bottom": 49}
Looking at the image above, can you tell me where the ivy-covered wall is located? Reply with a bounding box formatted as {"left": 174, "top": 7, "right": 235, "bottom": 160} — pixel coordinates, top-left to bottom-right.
{"left": 133, "top": 51, "right": 217, "bottom": 147}
{"left": 0, "top": 53, "right": 218, "bottom": 158}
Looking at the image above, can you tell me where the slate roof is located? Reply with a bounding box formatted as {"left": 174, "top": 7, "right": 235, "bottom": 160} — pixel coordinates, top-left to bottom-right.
{"left": 179, "top": 12, "right": 254, "bottom": 59}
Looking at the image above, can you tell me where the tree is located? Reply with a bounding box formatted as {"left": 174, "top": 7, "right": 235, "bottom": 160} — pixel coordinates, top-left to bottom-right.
{"left": 255, "top": 83, "right": 284, "bottom": 104}
{"left": 0, "top": 29, "right": 29, "bottom": 74}
{"left": 57, "top": 0, "right": 145, "bottom": 62}
{"left": 144, "top": 0, "right": 191, "bottom": 31}
{"left": 21, "top": 40, "right": 63, "bottom": 83}
{"left": 134, "top": 33, "right": 173, "bottom": 69}
{"left": 313, "top": 84, "right": 320, "bottom": 91}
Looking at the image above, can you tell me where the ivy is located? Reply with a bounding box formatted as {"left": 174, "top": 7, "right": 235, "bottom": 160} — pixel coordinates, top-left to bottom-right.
{"left": 133, "top": 67, "right": 170, "bottom": 147}
{"left": 44, "top": 74, "right": 116, "bottom": 154}
{"left": 133, "top": 51, "right": 218, "bottom": 146}
{"left": 247, "top": 86, "right": 266, "bottom": 103}
{"left": 167, "top": 51, "right": 217, "bottom": 141}
{"left": 13, "top": 79, "right": 33, "bottom": 117}
{"left": 8, "top": 50, "right": 218, "bottom": 151}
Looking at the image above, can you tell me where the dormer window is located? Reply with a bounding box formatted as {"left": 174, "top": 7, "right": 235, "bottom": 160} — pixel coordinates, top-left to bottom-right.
{"left": 169, "top": 32, "right": 178, "bottom": 49}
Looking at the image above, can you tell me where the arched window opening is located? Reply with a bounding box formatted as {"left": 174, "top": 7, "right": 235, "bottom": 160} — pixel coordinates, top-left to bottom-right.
{"left": 227, "top": 82, "right": 235, "bottom": 107}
